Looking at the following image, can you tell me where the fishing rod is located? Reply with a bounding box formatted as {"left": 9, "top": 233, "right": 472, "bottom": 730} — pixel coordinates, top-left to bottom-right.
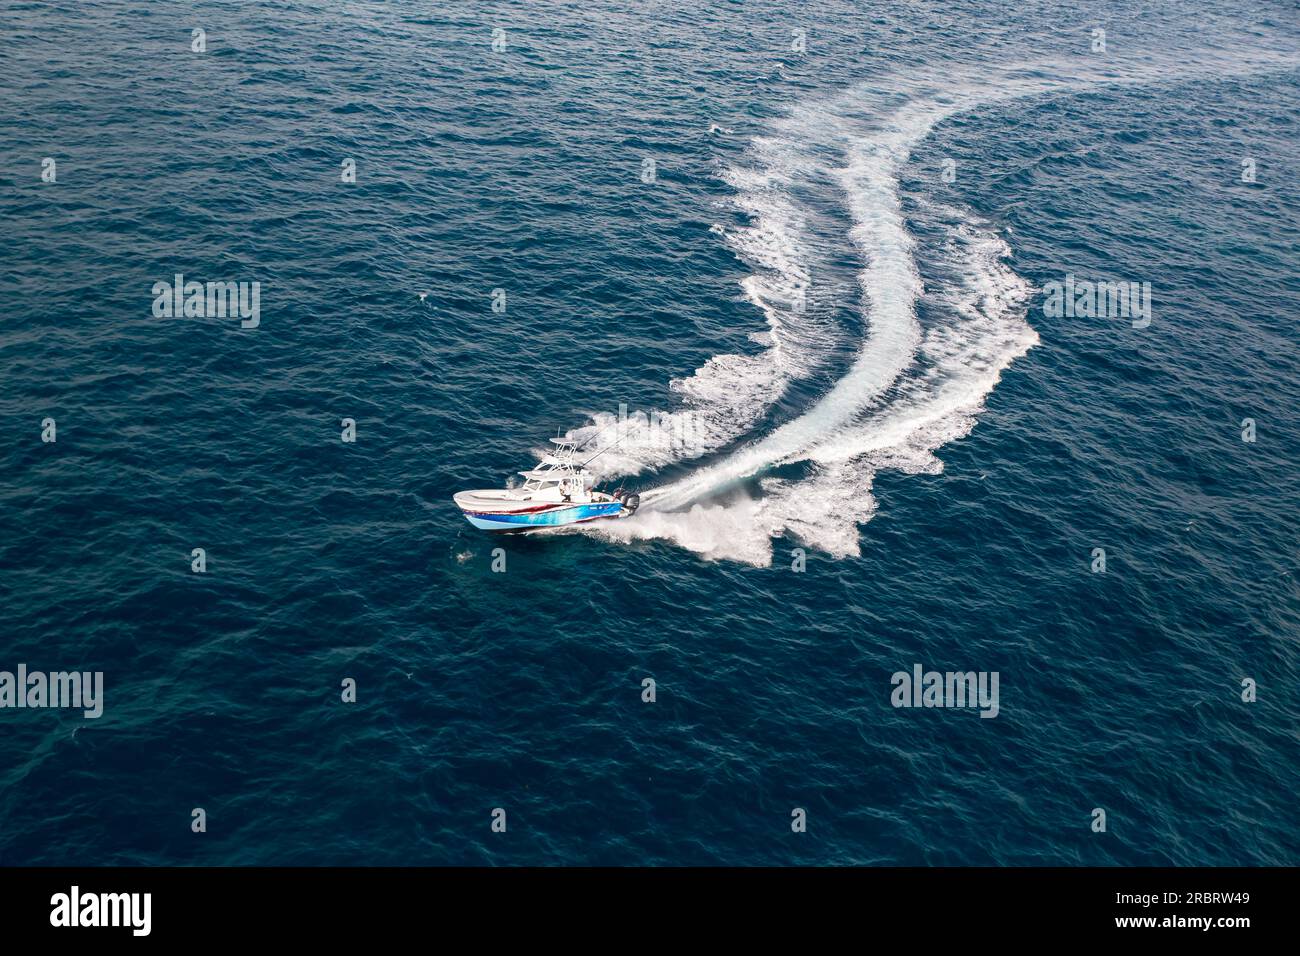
{"left": 572, "top": 419, "right": 620, "bottom": 453}
{"left": 580, "top": 428, "right": 632, "bottom": 468}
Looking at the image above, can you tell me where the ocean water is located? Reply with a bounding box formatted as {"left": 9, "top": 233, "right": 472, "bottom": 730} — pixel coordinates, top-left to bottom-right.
{"left": 1, "top": 0, "right": 1298, "bottom": 865}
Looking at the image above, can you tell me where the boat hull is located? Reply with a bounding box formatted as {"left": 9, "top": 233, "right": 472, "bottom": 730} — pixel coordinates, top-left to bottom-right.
{"left": 459, "top": 499, "right": 623, "bottom": 531}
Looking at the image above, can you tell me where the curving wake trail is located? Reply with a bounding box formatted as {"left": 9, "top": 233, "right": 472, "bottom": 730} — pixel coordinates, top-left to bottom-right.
{"left": 647, "top": 97, "right": 944, "bottom": 511}
{"left": 577, "top": 47, "right": 1300, "bottom": 564}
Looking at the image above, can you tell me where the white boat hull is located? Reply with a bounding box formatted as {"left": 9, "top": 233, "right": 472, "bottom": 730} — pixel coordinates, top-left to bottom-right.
{"left": 454, "top": 490, "right": 623, "bottom": 532}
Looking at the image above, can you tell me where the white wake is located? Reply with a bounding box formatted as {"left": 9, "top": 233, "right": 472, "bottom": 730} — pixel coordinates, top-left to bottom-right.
{"left": 575, "top": 47, "right": 1300, "bottom": 565}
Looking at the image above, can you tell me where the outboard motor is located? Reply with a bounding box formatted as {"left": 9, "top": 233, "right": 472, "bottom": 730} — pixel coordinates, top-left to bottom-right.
{"left": 614, "top": 489, "right": 640, "bottom": 516}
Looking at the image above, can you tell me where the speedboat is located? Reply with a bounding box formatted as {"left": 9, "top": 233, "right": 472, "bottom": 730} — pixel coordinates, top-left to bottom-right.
{"left": 454, "top": 438, "right": 639, "bottom": 532}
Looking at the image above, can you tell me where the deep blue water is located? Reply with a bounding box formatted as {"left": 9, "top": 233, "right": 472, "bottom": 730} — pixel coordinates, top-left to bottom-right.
{"left": 1, "top": 0, "right": 1298, "bottom": 865}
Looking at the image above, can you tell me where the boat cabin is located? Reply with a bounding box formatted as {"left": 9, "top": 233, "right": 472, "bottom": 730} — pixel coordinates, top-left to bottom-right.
{"left": 518, "top": 438, "right": 594, "bottom": 501}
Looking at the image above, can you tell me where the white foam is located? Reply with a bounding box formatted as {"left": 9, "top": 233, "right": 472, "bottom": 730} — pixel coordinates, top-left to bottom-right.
{"left": 583, "top": 497, "right": 777, "bottom": 566}
{"left": 649, "top": 100, "right": 950, "bottom": 509}
{"left": 563, "top": 129, "right": 837, "bottom": 478}
{"left": 599, "top": 212, "right": 1031, "bottom": 566}
{"left": 587, "top": 48, "right": 1300, "bottom": 561}
{"left": 757, "top": 460, "right": 880, "bottom": 561}
{"left": 810, "top": 210, "right": 1038, "bottom": 467}
{"left": 583, "top": 461, "right": 879, "bottom": 567}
